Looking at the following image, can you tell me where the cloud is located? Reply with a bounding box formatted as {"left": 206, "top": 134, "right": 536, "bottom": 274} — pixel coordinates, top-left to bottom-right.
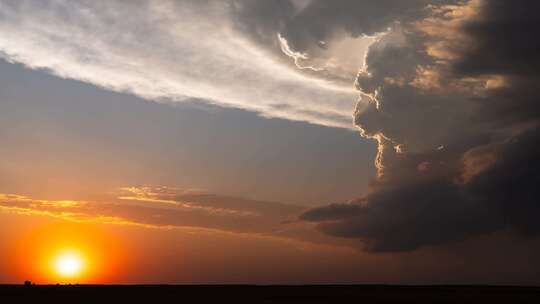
{"left": 279, "top": 0, "right": 432, "bottom": 51}
{"left": 1, "top": 186, "right": 367, "bottom": 251}
{"left": 0, "top": 186, "right": 307, "bottom": 235}
{"left": 302, "top": 0, "right": 540, "bottom": 252}
{"left": 3, "top": 0, "right": 539, "bottom": 255}
{"left": 0, "top": 0, "right": 362, "bottom": 129}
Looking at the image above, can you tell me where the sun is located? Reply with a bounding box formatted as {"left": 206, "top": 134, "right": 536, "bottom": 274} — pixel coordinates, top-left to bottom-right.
{"left": 53, "top": 251, "right": 84, "bottom": 278}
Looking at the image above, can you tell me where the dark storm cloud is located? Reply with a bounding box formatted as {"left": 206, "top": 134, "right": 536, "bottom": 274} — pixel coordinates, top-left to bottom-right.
{"left": 231, "top": 0, "right": 418, "bottom": 52}
{"left": 464, "top": 129, "right": 540, "bottom": 235}
{"left": 230, "top": 0, "right": 294, "bottom": 46}
{"left": 232, "top": 0, "right": 461, "bottom": 85}
{"left": 281, "top": 0, "right": 430, "bottom": 51}
{"left": 454, "top": 1, "right": 540, "bottom": 76}
{"left": 302, "top": 0, "right": 540, "bottom": 252}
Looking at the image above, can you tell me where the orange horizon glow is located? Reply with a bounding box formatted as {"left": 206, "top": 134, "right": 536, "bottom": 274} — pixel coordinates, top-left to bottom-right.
{"left": 10, "top": 220, "right": 128, "bottom": 284}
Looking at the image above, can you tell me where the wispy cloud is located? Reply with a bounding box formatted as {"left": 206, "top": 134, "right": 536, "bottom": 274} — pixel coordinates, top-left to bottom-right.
{"left": 0, "top": 0, "right": 361, "bottom": 129}
{"left": 0, "top": 186, "right": 310, "bottom": 238}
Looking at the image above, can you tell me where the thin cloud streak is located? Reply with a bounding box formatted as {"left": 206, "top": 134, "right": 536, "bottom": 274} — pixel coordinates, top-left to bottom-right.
{"left": 0, "top": 187, "right": 303, "bottom": 238}
{"left": 0, "top": 187, "right": 358, "bottom": 252}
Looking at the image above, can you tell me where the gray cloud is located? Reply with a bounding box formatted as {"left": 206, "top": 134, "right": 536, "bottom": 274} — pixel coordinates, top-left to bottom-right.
{"left": 281, "top": 0, "right": 428, "bottom": 47}
{"left": 274, "top": 1, "right": 461, "bottom": 82}
{"left": 302, "top": 0, "right": 540, "bottom": 252}
{"left": 453, "top": 1, "right": 540, "bottom": 77}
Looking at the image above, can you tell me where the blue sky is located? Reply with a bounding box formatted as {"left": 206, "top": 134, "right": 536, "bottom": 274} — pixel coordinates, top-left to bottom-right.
{"left": 0, "top": 59, "right": 375, "bottom": 205}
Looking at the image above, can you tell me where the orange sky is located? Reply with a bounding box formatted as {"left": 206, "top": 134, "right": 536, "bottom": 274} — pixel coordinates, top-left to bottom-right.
{"left": 0, "top": 207, "right": 375, "bottom": 284}
{"left": 1, "top": 191, "right": 540, "bottom": 285}
{"left": 6, "top": 216, "right": 126, "bottom": 283}
{"left": 0, "top": 190, "right": 386, "bottom": 284}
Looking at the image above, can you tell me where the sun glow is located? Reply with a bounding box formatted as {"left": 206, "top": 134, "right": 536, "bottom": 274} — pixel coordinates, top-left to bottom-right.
{"left": 12, "top": 221, "right": 127, "bottom": 284}
{"left": 54, "top": 251, "right": 84, "bottom": 277}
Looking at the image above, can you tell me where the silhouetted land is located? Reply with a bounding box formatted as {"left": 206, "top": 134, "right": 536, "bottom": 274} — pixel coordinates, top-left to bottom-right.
{"left": 1, "top": 284, "right": 540, "bottom": 303}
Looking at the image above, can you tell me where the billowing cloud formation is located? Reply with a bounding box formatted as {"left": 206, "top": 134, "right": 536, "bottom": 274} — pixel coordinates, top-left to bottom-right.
{"left": 303, "top": 0, "right": 540, "bottom": 251}
{"left": 0, "top": 0, "right": 364, "bottom": 129}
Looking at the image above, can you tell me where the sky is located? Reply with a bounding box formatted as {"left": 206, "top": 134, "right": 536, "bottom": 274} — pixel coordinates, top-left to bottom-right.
{"left": 1, "top": 0, "right": 540, "bottom": 284}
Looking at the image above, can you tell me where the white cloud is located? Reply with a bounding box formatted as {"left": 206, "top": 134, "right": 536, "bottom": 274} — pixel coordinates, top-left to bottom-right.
{"left": 0, "top": 0, "right": 363, "bottom": 129}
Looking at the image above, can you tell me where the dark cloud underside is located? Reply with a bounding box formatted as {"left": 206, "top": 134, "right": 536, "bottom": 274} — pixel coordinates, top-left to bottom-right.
{"left": 302, "top": 0, "right": 540, "bottom": 252}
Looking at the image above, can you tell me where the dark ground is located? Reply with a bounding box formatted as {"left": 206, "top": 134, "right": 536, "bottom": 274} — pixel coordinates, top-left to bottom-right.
{"left": 1, "top": 285, "right": 540, "bottom": 303}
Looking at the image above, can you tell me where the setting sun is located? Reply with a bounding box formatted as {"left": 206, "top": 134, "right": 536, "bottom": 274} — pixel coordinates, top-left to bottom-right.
{"left": 11, "top": 222, "right": 126, "bottom": 284}
{"left": 54, "top": 252, "right": 84, "bottom": 277}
